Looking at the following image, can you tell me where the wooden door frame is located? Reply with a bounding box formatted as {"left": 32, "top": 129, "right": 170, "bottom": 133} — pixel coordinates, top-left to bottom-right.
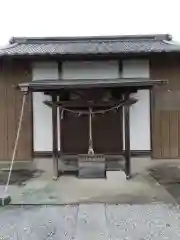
{"left": 33, "top": 93, "right": 152, "bottom": 157}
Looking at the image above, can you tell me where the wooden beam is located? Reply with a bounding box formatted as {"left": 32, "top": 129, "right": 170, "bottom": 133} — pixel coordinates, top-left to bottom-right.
{"left": 52, "top": 94, "right": 59, "bottom": 180}
{"left": 124, "top": 93, "right": 131, "bottom": 179}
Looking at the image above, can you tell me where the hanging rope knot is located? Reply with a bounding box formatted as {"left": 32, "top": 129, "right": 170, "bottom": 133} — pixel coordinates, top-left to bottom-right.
{"left": 60, "top": 109, "right": 64, "bottom": 120}
{"left": 88, "top": 147, "right": 94, "bottom": 155}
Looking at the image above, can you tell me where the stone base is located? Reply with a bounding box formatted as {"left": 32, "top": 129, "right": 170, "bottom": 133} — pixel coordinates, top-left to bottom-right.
{"left": 0, "top": 188, "right": 11, "bottom": 206}
{"left": 78, "top": 154, "right": 106, "bottom": 179}
{"left": 0, "top": 160, "right": 33, "bottom": 171}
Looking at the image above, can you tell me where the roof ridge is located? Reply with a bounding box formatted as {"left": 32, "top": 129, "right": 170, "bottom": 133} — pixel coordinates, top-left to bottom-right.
{"left": 0, "top": 43, "right": 18, "bottom": 51}
{"left": 9, "top": 34, "right": 172, "bottom": 44}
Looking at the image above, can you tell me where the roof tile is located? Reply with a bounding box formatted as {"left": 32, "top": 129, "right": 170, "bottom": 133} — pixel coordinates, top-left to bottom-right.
{"left": 0, "top": 35, "right": 180, "bottom": 57}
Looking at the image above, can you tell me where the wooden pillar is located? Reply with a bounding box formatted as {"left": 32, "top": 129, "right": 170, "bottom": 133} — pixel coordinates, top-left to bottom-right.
{"left": 59, "top": 107, "right": 63, "bottom": 163}
{"left": 52, "top": 94, "right": 58, "bottom": 180}
{"left": 124, "top": 93, "right": 131, "bottom": 179}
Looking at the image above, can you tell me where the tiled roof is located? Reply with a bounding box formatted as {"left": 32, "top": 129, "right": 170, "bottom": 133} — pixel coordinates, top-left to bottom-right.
{"left": 0, "top": 34, "right": 180, "bottom": 57}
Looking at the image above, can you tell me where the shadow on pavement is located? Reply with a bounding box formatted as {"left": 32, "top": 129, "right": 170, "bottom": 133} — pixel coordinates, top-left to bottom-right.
{"left": 149, "top": 163, "right": 180, "bottom": 203}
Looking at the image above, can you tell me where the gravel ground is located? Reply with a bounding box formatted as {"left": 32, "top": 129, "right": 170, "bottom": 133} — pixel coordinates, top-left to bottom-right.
{"left": 1, "top": 204, "right": 180, "bottom": 239}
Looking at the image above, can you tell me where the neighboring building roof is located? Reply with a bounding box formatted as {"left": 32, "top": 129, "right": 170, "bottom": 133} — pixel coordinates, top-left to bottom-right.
{"left": 1, "top": 34, "right": 180, "bottom": 57}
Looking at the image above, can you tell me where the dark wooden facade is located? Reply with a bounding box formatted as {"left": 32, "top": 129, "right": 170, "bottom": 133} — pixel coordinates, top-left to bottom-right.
{"left": 61, "top": 109, "right": 123, "bottom": 154}
{"left": 0, "top": 55, "right": 180, "bottom": 164}
{"left": 0, "top": 60, "right": 32, "bottom": 161}
{"left": 151, "top": 55, "right": 180, "bottom": 158}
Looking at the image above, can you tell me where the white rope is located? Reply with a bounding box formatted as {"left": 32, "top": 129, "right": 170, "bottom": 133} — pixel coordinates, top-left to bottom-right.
{"left": 4, "top": 93, "right": 27, "bottom": 193}
{"left": 88, "top": 108, "right": 94, "bottom": 155}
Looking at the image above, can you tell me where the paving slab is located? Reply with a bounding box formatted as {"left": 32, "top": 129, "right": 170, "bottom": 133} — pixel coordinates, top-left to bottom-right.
{"left": 106, "top": 204, "right": 180, "bottom": 240}
{"left": 75, "top": 204, "right": 108, "bottom": 240}
{"left": 0, "top": 205, "right": 78, "bottom": 240}
{"left": 1, "top": 204, "right": 180, "bottom": 239}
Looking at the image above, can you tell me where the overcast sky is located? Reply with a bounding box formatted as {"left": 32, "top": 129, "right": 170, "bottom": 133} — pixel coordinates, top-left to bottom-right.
{"left": 0, "top": 0, "right": 180, "bottom": 46}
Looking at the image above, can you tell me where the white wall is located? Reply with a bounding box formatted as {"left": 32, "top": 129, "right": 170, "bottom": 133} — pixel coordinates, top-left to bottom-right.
{"left": 62, "top": 60, "right": 119, "bottom": 79}
{"left": 122, "top": 59, "right": 149, "bottom": 78}
{"left": 128, "top": 90, "right": 150, "bottom": 150}
{"left": 122, "top": 59, "right": 150, "bottom": 150}
{"left": 32, "top": 62, "right": 60, "bottom": 152}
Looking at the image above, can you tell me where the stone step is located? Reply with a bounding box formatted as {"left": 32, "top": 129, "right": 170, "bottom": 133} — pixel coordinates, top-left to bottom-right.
{"left": 78, "top": 154, "right": 106, "bottom": 179}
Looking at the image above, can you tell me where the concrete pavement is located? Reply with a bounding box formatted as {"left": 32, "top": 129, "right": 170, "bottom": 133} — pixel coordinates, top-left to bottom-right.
{"left": 5, "top": 171, "right": 176, "bottom": 205}
{"left": 0, "top": 157, "right": 179, "bottom": 205}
